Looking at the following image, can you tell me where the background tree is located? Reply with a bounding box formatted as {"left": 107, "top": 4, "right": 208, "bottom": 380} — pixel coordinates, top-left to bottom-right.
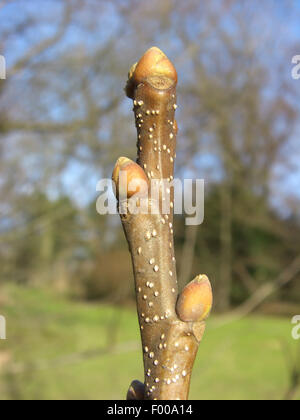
{"left": 0, "top": 0, "right": 299, "bottom": 312}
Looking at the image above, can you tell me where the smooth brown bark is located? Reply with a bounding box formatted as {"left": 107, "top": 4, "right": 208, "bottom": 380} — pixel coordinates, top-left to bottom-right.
{"left": 113, "top": 47, "right": 212, "bottom": 400}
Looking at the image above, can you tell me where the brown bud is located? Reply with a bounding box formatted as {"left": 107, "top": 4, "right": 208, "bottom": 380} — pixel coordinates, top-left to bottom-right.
{"left": 112, "top": 157, "right": 149, "bottom": 199}
{"left": 126, "top": 380, "right": 145, "bottom": 400}
{"left": 176, "top": 275, "right": 213, "bottom": 323}
{"left": 126, "top": 47, "right": 177, "bottom": 98}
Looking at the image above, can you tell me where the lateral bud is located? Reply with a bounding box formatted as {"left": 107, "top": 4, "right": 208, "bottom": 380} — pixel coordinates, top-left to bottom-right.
{"left": 112, "top": 157, "right": 149, "bottom": 200}
{"left": 126, "top": 380, "right": 145, "bottom": 400}
{"left": 176, "top": 275, "right": 213, "bottom": 323}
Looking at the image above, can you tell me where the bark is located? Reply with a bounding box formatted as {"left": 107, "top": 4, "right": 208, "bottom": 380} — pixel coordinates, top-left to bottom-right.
{"left": 112, "top": 47, "right": 212, "bottom": 400}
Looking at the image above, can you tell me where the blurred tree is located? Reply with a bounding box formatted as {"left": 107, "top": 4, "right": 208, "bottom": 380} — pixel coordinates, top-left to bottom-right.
{"left": 0, "top": 0, "right": 299, "bottom": 311}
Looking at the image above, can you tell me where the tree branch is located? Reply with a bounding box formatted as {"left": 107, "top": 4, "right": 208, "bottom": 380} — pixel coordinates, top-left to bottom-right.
{"left": 112, "top": 47, "right": 213, "bottom": 400}
{"left": 9, "top": 2, "right": 73, "bottom": 77}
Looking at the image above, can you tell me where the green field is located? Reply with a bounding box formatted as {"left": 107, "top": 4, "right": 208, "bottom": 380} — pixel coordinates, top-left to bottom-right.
{"left": 0, "top": 285, "right": 299, "bottom": 400}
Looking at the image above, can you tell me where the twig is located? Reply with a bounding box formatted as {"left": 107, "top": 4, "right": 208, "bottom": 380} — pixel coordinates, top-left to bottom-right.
{"left": 112, "top": 47, "right": 213, "bottom": 400}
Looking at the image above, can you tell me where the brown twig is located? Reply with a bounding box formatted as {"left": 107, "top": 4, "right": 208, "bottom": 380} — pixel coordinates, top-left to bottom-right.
{"left": 112, "top": 47, "right": 213, "bottom": 400}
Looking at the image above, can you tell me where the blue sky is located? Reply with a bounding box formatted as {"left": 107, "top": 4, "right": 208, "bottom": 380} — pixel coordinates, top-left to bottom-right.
{"left": 0, "top": 0, "right": 299, "bottom": 218}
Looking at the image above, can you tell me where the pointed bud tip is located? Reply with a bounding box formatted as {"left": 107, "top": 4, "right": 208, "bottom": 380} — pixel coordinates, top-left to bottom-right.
{"left": 195, "top": 274, "right": 210, "bottom": 284}
{"left": 126, "top": 46, "right": 177, "bottom": 98}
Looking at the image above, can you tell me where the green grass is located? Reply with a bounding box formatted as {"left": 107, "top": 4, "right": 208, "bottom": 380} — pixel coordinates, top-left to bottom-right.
{"left": 0, "top": 284, "right": 299, "bottom": 400}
